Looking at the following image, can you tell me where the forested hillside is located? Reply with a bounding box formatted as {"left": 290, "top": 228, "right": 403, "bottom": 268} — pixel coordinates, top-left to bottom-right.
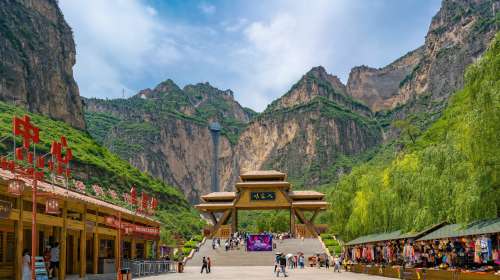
{"left": 323, "top": 33, "right": 500, "bottom": 241}
{"left": 0, "top": 101, "right": 204, "bottom": 239}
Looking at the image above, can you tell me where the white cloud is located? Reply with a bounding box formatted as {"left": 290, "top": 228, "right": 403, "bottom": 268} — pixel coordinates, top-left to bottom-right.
{"left": 227, "top": 0, "right": 347, "bottom": 110}
{"left": 59, "top": 0, "right": 439, "bottom": 111}
{"left": 221, "top": 18, "right": 248, "bottom": 32}
{"left": 198, "top": 3, "right": 216, "bottom": 15}
{"left": 59, "top": 0, "right": 184, "bottom": 99}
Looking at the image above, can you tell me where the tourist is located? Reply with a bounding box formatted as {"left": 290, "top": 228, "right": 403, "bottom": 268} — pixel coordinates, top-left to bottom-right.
{"left": 276, "top": 254, "right": 288, "bottom": 277}
{"left": 299, "top": 254, "right": 305, "bottom": 269}
{"left": 200, "top": 257, "right": 209, "bottom": 274}
{"left": 325, "top": 255, "right": 330, "bottom": 269}
{"left": 207, "top": 257, "right": 212, "bottom": 273}
{"left": 334, "top": 255, "right": 341, "bottom": 273}
{"left": 49, "top": 242, "right": 60, "bottom": 279}
{"left": 22, "top": 249, "right": 31, "bottom": 280}
{"left": 212, "top": 239, "right": 216, "bottom": 250}
{"left": 274, "top": 253, "right": 280, "bottom": 272}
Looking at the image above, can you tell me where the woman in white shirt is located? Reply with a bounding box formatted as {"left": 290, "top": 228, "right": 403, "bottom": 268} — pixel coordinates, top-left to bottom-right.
{"left": 22, "top": 249, "right": 31, "bottom": 280}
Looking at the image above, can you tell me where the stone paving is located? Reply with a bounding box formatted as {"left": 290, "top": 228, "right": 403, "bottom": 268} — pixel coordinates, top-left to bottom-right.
{"left": 144, "top": 266, "right": 389, "bottom": 280}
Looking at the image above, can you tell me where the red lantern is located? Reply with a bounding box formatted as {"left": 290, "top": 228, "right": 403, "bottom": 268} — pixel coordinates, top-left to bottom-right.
{"left": 141, "top": 192, "right": 149, "bottom": 211}
{"left": 45, "top": 197, "right": 59, "bottom": 214}
{"left": 7, "top": 178, "right": 25, "bottom": 196}
{"left": 130, "top": 187, "right": 137, "bottom": 205}
{"left": 15, "top": 148, "right": 24, "bottom": 160}
{"left": 36, "top": 157, "right": 45, "bottom": 169}
{"left": 151, "top": 197, "right": 158, "bottom": 210}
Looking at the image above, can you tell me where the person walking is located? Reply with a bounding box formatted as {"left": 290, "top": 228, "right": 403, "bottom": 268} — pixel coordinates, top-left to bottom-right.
{"left": 200, "top": 257, "right": 209, "bottom": 274}
{"left": 277, "top": 254, "right": 288, "bottom": 277}
{"left": 207, "top": 257, "right": 212, "bottom": 273}
{"left": 325, "top": 255, "right": 330, "bottom": 269}
{"left": 22, "top": 249, "right": 31, "bottom": 280}
{"left": 49, "top": 242, "right": 59, "bottom": 279}
{"left": 299, "top": 254, "right": 305, "bottom": 269}
{"left": 334, "top": 255, "right": 341, "bottom": 273}
{"left": 274, "top": 253, "right": 280, "bottom": 272}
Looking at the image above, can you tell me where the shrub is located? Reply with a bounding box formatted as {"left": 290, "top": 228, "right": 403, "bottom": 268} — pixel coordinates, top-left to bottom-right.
{"left": 191, "top": 235, "right": 203, "bottom": 242}
{"left": 328, "top": 245, "right": 342, "bottom": 255}
{"left": 182, "top": 247, "right": 193, "bottom": 255}
{"left": 323, "top": 239, "right": 339, "bottom": 246}
{"left": 183, "top": 241, "right": 198, "bottom": 248}
{"left": 320, "top": 233, "right": 332, "bottom": 239}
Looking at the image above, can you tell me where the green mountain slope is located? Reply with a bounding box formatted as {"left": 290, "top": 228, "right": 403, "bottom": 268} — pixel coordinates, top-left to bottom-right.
{"left": 323, "top": 33, "right": 500, "bottom": 241}
{"left": 0, "top": 102, "right": 203, "bottom": 238}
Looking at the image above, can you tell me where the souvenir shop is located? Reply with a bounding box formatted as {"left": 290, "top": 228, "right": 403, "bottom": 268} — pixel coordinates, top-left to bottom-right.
{"left": 0, "top": 115, "right": 161, "bottom": 280}
{"left": 343, "top": 218, "right": 500, "bottom": 279}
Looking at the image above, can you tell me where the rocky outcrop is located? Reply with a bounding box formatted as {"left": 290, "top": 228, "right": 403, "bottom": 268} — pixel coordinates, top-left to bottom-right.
{"left": 85, "top": 0, "right": 498, "bottom": 201}
{"left": 0, "top": 0, "right": 85, "bottom": 129}
{"left": 347, "top": 0, "right": 498, "bottom": 114}
{"left": 226, "top": 67, "right": 382, "bottom": 188}
{"left": 84, "top": 80, "right": 253, "bottom": 202}
{"left": 347, "top": 47, "right": 424, "bottom": 112}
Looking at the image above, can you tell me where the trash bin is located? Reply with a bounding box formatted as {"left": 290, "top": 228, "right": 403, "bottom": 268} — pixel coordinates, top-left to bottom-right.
{"left": 120, "top": 268, "right": 131, "bottom": 280}
{"left": 177, "top": 262, "right": 184, "bottom": 273}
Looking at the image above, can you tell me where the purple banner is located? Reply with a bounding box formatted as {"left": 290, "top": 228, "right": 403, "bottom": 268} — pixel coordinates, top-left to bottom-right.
{"left": 246, "top": 234, "right": 273, "bottom": 251}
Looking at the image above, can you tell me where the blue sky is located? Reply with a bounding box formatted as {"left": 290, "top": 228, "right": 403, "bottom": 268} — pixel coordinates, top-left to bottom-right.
{"left": 59, "top": 0, "right": 441, "bottom": 111}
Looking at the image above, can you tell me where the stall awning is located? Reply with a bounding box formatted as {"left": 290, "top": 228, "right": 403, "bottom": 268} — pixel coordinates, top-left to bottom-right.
{"left": 345, "top": 223, "right": 447, "bottom": 246}
{"left": 345, "top": 230, "right": 403, "bottom": 246}
{"left": 417, "top": 218, "right": 500, "bottom": 241}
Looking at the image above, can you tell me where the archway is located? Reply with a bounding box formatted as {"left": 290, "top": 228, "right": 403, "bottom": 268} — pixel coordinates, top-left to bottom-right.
{"left": 195, "top": 170, "right": 328, "bottom": 239}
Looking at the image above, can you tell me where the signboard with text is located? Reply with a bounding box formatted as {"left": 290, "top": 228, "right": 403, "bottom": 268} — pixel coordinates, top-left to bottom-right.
{"left": 250, "top": 191, "right": 276, "bottom": 201}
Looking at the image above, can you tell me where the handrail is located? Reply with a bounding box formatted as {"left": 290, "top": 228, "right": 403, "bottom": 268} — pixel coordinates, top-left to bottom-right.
{"left": 122, "top": 259, "right": 178, "bottom": 277}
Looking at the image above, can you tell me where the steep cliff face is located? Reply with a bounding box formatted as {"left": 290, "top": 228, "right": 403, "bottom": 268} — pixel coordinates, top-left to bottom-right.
{"left": 347, "top": 47, "right": 424, "bottom": 112}
{"left": 347, "top": 0, "right": 498, "bottom": 114}
{"left": 84, "top": 80, "right": 253, "bottom": 202}
{"left": 0, "top": 0, "right": 85, "bottom": 129}
{"left": 228, "top": 67, "right": 382, "bottom": 188}
{"left": 85, "top": 0, "right": 498, "bottom": 201}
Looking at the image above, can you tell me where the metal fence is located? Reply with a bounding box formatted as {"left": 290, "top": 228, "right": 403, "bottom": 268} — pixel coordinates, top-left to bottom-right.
{"left": 122, "top": 259, "right": 177, "bottom": 277}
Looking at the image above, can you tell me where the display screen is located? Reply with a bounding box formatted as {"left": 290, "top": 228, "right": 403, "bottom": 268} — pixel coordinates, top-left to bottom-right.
{"left": 246, "top": 234, "right": 273, "bottom": 251}
{"left": 250, "top": 191, "right": 276, "bottom": 201}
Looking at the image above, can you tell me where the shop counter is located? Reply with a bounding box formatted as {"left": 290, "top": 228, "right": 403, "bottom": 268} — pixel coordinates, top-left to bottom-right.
{"left": 425, "top": 268, "right": 456, "bottom": 280}
{"left": 457, "top": 271, "right": 500, "bottom": 280}
{"left": 383, "top": 266, "right": 401, "bottom": 278}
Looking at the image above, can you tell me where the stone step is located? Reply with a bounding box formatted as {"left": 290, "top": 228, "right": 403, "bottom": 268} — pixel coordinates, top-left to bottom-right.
{"left": 186, "top": 238, "right": 326, "bottom": 266}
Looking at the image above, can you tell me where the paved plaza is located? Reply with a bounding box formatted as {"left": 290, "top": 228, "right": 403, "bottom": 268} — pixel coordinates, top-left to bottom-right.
{"left": 145, "top": 266, "right": 388, "bottom": 280}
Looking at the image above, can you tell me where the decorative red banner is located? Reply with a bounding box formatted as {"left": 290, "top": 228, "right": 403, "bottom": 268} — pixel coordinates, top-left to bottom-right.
{"left": 104, "top": 216, "right": 159, "bottom": 237}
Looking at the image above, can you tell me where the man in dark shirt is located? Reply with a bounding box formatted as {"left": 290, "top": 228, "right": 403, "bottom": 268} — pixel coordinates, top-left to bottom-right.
{"left": 276, "top": 254, "right": 288, "bottom": 277}
{"left": 200, "top": 257, "right": 208, "bottom": 274}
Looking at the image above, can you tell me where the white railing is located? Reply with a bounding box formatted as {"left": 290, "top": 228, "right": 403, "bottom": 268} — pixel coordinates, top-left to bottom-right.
{"left": 122, "top": 259, "right": 177, "bottom": 277}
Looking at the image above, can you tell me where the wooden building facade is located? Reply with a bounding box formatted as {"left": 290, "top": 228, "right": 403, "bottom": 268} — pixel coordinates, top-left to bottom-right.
{"left": 0, "top": 169, "right": 161, "bottom": 280}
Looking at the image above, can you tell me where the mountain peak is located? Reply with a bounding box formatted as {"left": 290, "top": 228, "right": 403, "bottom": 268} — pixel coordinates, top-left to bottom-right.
{"left": 154, "top": 79, "right": 182, "bottom": 93}
{"left": 304, "top": 66, "right": 347, "bottom": 95}
{"left": 184, "top": 82, "right": 234, "bottom": 99}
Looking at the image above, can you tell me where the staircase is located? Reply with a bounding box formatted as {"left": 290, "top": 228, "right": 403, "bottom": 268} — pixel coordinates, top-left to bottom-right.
{"left": 186, "top": 238, "right": 326, "bottom": 266}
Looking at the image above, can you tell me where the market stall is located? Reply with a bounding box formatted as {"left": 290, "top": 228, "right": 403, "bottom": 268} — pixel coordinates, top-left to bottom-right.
{"left": 343, "top": 218, "right": 500, "bottom": 279}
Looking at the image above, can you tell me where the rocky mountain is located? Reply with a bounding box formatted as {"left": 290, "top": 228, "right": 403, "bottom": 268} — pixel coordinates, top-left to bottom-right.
{"left": 85, "top": 0, "right": 499, "bottom": 201}
{"left": 232, "top": 66, "right": 382, "bottom": 187}
{"left": 347, "top": 47, "right": 424, "bottom": 112}
{"left": 86, "top": 67, "right": 383, "bottom": 195}
{"left": 0, "top": 0, "right": 85, "bottom": 129}
{"left": 84, "top": 80, "right": 255, "bottom": 202}
{"left": 347, "top": 0, "right": 498, "bottom": 116}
